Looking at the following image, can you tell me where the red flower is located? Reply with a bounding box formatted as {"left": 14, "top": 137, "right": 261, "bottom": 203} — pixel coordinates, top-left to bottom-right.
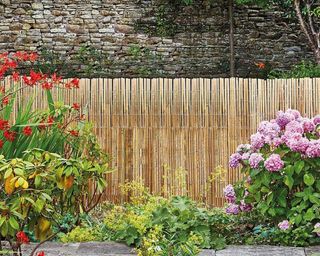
{"left": 69, "top": 130, "right": 79, "bottom": 137}
{"left": 23, "top": 126, "right": 32, "bottom": 136}
{"left": 37, "top": 251, "right": 45, "bottom": 256}
{"left": 0, "top": 140, "right": 3, "bottom": 149}
{"left": 23, "top": 70, "right": 43, "bottom": 86}
{"left": 0, "top": 86, "right": 5, "bottom": 94}
{"left": 4, "top": 130, "right": 16, "bottom": 142}
{"left": 23, "top": 75, "right": 33, "bottom": 86}
{"left": 0, "top": 52, "right": 8, "bottom": 59}
{"left": 30, "top": 70, "right": 42, "bottom": 83}
{"left": 5, "top": 59, "right": 17, "bottom": 69}
{"left": 70, "top": 78, "right": 80, "bottom": 88}
{"left": 16, "top": 231, "right": 29, "bottom": 244}
{"left": 2, "top": 97, "right": 9, "bottom": 105}
{"left": 0, "top": 119, "right": 9, "bottom": 130}
{"left": 256, "top": 62, "right": 265, "bottom": 69}
{"left": 28, "top": 52, "right": 38, "bottom": 62}
{"left": 42, "top": 82, "right": 53, "bottom": 90}
{"left": 12, "top": 71, "right": 20, "bottom": 82}
{"left": 51, "top": 73, "right": 62, "bottom": 84}
{"left": 72, "top": 103, "right": 80, "bottom": 111}
{"left": 13, "top": 51, "right": 29, "bottom": 61}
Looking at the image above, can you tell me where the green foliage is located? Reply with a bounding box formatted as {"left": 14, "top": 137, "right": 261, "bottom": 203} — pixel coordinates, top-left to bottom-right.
{"left": 103, "top": 192, "right": 228, "bottom": 254}
{"left": 0, "top": 149, "right": 110, "bottom": 254}
{"left": 269, "top": 61, "right": 320, "bottom": 78}
{"left": 33, "top": 44, "right": 111, "bottom": 78}
{"left": 60, "top": 226, "right": 101, "bottom": 243}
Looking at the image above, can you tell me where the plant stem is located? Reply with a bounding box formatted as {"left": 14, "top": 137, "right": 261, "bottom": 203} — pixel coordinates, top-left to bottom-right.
{"left": 29, "top": 231, "right": 60, "bottom": 256}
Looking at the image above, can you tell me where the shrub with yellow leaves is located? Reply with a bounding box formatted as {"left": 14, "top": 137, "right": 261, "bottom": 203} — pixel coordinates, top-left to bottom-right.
{"left": 0, "top": 148, "right": 112, "bottom": 256}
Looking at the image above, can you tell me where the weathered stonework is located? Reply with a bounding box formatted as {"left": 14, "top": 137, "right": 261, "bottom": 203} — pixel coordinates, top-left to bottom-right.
{"left": 0, "top": 0, "right": 314, "bottom": 77}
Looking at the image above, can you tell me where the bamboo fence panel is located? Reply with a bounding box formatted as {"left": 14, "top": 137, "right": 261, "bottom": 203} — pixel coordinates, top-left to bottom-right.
{"left": 5, "top": 78, "right": 320, "bottom": 206}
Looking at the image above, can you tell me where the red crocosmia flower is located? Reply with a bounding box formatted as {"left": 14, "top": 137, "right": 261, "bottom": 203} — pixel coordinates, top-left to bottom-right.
{"left": 65, "top": 82, "right": 72, "bottom": 89}
{"left": 0, "top": 119, "right": 10, "bottom": 130}
{"left": 256, "top": 62, "right": 265, "bottom": 69}
{"left": 28, "top": 52, "right": 38, "bottom": 62}
{"left": 37, "top": 251, "right": 45, "bottom": 256}
{"left": 13, "top": 51, "right": 28, "bottom": 61}
{"left": 0, "top": 52, "right": 8, "bottom": 59}
{"left": 69, "top": 130, "right": 79, "bottom": 137}
{"left": 30, "top": 70, "right": 42, "bottom": 84}
{"left": 0, "top": 139, "right": 3, "bottom": 149}
{"left": 72, "top": 103, "right": 80, "bottom": 111}
{"left": 70, "top": 78, "right": 80, "bottom": 88}
{"left": 12, "top": 71, "right": 20, "bottom": 82}
{"left": 51, "top": 73, "right": 62, "bottom": 84}
{"left": 23, "top": 126, "right": 32, "bottom": 136}
{"left": 16, "top": 231, "right": 29, "bottom": 244}
{"left": 5, "top": 59, "right": 17, "bottom": 69}
{"left": 4, "top": 130, "right": 16, "bottom": 142}
{"left": 42, "top": 82, "right": 53, "bottom": 90}
{"left": 23, "top": 75, "right": 34, "bottom": 86}
{"left": 2, "top": 97, "right": 9, "bottom": 105}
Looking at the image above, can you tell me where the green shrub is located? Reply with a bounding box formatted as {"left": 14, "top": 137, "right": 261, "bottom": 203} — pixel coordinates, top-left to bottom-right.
{"left": 269, "top": 61, "right": 320, "bottom": 78}
{"left": 227, "top": 109, "right": 320, "bottom": 246}
{"left": 60, "top": 226, "right": 100, "bottom": 243}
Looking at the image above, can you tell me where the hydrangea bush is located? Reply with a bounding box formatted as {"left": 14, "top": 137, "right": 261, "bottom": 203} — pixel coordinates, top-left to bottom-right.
{"left": 226, "top": 109, "right": 320, "bottom": 240}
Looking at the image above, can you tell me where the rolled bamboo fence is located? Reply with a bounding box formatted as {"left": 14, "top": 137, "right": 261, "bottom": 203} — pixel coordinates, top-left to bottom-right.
{"left": 8, "top": 78, "right": 320, "bottom": 206}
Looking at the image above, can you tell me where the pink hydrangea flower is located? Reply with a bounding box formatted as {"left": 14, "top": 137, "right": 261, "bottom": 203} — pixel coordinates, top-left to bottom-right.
{"left": 264, "top": 154, "right": 284, "bottom": 172}
{"left": 239, "top": 200, "right": 252, "bottom": 212}
{"left": 250, "top": 133, "right": 265, "bottom": 150}
{"left": 285, "top": 120, "right": 304, "bottom": 134}
{"left": 272, "top": 137, "right": 283, "bottom": 147}
{"left": 313, "top": 115, "right": 320, "bottom": 125}
{"left": 249, "top": 153, "right": 264, "bottom": 169}
{"left": 305, "top": 140, "right": 320, "bottom": 158}
{"left": 225, "top": 203, "right": 239, "bottom": 215}
{"left": 314, "top": 223, "right": 320, "bottom": 237}
{"left": 301, "top": 118, "right": 315, "bottom": 133}
{"left": 276, "top": 111, "right": 295, "bottom": 128}
{"left": 223, "top": 184, "right": 236, "bottom": 203}
{"left": 278, "top": 220, "right": 290, "bottom": 230}
{"left": 241, "top": 153, "right": 250, "bottom": 160}
{"left": 229, "top": 153, "right": 242, "bottom": 168}
{"left": 286, "top": 109, "right": 301, "bottom": 119}
{"left": 286, "top": 135, "right": 309, "bottom": 154}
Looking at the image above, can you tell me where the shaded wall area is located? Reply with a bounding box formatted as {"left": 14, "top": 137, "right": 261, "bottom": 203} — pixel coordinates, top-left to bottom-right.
{"left": 0, "top": 0, "right": 313, "bottom": 77}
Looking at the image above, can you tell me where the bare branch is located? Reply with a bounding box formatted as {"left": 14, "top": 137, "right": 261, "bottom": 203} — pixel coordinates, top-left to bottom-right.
{"left": 294, "top": 0, "right": 318, "bottom": 52}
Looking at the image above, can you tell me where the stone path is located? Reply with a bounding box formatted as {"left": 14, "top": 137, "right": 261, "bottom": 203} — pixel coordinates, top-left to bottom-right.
{"left": 20, "top": 242, "right": 320, "bottom": 256}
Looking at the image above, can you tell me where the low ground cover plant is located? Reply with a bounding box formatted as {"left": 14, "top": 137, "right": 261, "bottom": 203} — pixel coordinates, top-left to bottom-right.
{"left": 228, "top": 109, "right": 320, "bottom": 246}
{"left": 60, "top": 181, "right": 302, "bottom": 255}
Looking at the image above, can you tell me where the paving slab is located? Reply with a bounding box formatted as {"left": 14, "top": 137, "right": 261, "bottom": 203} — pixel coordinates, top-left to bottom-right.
{"left": 305, "top": 246, "right": 320, "bottom": 256}
{"left": 199, "top": 249, "right": 216, "bottom": 255}
{"left": 215, "top": 245, "right": 306, "bottom": 256}
{"left": 76, "top": 242, "right": 135, "bottom": 255}
{"left": 16, "top": 242, "right": 320, "bottom": 256}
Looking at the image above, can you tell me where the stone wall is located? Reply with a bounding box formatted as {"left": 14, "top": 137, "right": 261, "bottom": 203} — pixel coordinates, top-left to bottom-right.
{"left": 0, "top": 0, "right": 314, "bottom": 77}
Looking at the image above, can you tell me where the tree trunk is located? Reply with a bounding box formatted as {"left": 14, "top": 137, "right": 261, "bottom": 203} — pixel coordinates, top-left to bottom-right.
{"left": 293, "top": 0, "right": 320, "bottom": 64}
{"left": 315, "top": 49, "right": 320, "bottom": 65}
